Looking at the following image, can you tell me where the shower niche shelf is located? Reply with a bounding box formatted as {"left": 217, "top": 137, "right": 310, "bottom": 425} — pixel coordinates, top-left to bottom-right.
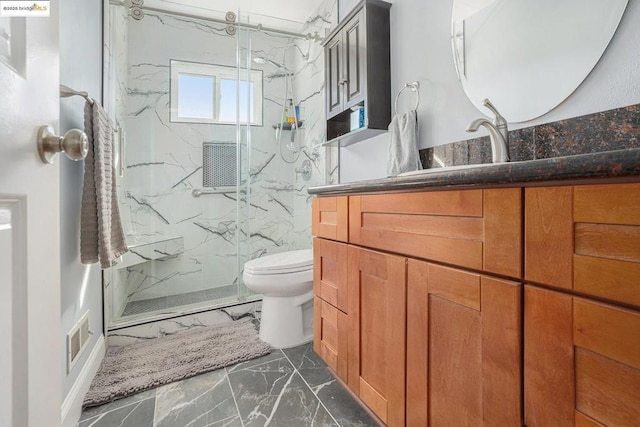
{"left": 116, "top": 236, "right": 184, "bottom": 269}
{"left": 323, "top": 0, "right": 391, "bottom": 146}
{"left": 272, "top": 121, "right": 303, "bottom": 131}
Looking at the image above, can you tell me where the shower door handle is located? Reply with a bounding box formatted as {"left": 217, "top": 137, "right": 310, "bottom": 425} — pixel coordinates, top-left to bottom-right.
{"left": 118, "top": 126, "right": 125, "bottom": 178}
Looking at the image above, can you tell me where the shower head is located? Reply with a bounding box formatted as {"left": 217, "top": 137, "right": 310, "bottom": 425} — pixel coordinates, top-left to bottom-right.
{"left": 252, "top": 56, "right": 292, "bottom": 73}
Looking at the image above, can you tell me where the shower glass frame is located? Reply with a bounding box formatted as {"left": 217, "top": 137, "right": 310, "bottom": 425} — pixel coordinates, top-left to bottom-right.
{"left": 102, "top": 4, "right": 260, "bottom": 330}
{"left": 101, "top": 1, "right": 331, "bottom": 331}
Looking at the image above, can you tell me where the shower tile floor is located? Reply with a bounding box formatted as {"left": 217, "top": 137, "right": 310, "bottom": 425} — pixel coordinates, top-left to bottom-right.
{"left": 77, "top": 342, "right": 379, "bottom": 427}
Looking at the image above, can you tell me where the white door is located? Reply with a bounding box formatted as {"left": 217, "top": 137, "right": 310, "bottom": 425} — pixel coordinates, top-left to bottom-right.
{"left": 0, "top": 4, "right": 62, "bottom": 427}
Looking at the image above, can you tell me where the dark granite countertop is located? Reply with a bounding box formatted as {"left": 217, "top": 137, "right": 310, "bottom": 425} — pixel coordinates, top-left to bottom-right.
{"left": 308, "top": 148, "right": 640, "bottom": 195}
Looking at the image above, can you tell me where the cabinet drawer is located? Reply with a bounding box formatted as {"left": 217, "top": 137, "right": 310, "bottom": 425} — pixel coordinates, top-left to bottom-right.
{"left": 313, "top": 297, "right": 348, "bottom": 382}
{"left": 525, "top": 285, "right": 640, "bottom": 426}
{"left": 526, "top": 184, "right": 640, "bottom": 308}
{"left": 313, "top": 238, "right": 348, "bottom": 313}
{"left": 312, "top": 196, "right": 349, "bottom": 242}
{"left": 349, "top": 188, "right": 522, "bottom": 278}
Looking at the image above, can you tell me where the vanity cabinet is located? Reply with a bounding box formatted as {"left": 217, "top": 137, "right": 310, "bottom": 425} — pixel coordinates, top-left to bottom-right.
{"left": 323, "top": 0, "right": 391, "bottom": 145}
{"left": 312, "top": 181, "right": 640, "bottom": 426}
{"left": 312, "top": 187, "right": 523, "bottom": 426}
{"left": 524, "top": 184, "right": 640, "bottom": 426}
{"left": 407, "top": 260, "right": 522, "bottom": 426}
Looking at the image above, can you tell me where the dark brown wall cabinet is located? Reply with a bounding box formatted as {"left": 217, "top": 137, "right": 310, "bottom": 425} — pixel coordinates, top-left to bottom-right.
{"left": 324, "top": 0, "right": 391, "bottom": 146}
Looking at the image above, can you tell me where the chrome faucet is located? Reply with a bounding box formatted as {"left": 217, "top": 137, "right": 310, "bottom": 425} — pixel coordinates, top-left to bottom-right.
{"left": 466, "top": 98, "right": 510, "bottom": 163}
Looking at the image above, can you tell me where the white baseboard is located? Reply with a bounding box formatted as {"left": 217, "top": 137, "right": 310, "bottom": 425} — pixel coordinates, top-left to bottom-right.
{"left": 61, "top": 334, "right": 106, "bottom": 427}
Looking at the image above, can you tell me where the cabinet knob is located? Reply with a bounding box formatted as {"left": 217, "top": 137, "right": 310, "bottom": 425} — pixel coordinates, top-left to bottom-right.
{"left": 339, "top": 79, "right": 348, "bottom": 86}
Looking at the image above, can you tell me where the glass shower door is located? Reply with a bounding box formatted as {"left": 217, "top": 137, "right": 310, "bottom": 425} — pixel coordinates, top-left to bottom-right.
{"left": 103, "top": 4, "right": 257, "bottom": 329}
{"left": 102, "top": 1, "right": 331, "bottom": 330}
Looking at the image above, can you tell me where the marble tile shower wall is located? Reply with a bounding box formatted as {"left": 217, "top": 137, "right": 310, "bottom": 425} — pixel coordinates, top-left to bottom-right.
{"left": 292, "top": 0, "right": 339, "bottom": 241}
{"left": 104, "top": 4, "right": 335, "bottom": 317}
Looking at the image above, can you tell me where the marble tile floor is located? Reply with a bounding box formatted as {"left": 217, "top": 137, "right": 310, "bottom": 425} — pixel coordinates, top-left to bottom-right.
{"left": 78, "top": 342, "right": 379, "bottom": 427}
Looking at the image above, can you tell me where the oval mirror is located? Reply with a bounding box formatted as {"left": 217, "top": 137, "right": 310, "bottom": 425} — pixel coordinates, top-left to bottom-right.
{"left": 451, "top": 0, "right": 628, "bottom": 123}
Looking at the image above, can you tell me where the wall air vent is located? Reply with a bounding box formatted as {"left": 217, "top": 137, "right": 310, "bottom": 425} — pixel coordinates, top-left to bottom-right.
{"left": 203, "top": 142, "right": 237, "bottom": 188}
{"left": 67, "top": 311, "right": 91, "bottom": 373}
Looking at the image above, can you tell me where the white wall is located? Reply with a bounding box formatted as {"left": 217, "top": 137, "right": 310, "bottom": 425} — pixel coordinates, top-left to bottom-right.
{"left": 339, "top": 0, "right": 640, "bottom": 182}
{"left": 59, "top": 0, "right": 105, "bottom": 399}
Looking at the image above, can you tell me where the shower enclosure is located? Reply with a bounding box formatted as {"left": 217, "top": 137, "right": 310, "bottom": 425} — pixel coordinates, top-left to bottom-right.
{"left": 103, "top": 0, "right": 338, "bottom": 329}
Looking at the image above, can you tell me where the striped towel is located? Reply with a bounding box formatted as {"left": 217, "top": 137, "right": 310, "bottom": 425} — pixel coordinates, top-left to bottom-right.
{"left": 80, "top": 100, "right": 128, "bottom": 268}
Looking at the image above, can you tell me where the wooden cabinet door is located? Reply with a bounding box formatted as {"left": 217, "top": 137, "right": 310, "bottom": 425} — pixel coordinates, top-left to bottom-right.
{"left": 324, "top": 9, "right": 365, "bottom": 119}
{"left": 325, "top": 32, "right": 343, "bottom": 119}
{"left": 406, "top": 260, "right": 522, "bottom": 426}
{"left": 314, "top": 297, "right": 348, "bottom": 382}
{"left": 343, "top": 10, "right": 365, "bottom": 109}
{"left": 525, "top": 285, "right": 640, "bottom": 426}
{"left": 312, "top": 196, "right": 348, "bottom": 242}
{"left": 348, "top": 246, "right": 406, "bottom": 426}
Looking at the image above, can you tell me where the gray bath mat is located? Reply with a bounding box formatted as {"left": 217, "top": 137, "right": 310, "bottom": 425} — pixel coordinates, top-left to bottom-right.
{"left": 83, "top": 318, "right": 270, "bottom": 407}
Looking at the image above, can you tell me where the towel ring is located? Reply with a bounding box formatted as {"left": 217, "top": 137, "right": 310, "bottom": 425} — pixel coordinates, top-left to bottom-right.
{"left": 394, "top": 81, "right": 420, "bottom": 114}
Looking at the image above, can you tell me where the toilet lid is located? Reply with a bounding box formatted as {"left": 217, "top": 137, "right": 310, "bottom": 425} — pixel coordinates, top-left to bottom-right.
{"left": 244, "top": 249, "right": 313, "bottom": 275}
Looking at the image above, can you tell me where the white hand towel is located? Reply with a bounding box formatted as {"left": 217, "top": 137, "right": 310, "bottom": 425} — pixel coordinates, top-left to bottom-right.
{"left": 81, "top": 100, "right": 128, "bottom": 268}
{"left": 387, "top": 110, "right": 422, "bottom": 176}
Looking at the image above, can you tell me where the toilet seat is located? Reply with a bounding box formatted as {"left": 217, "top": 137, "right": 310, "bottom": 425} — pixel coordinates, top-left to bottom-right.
{"left": 244, "top": 249, "right": 313, "bottom": 275}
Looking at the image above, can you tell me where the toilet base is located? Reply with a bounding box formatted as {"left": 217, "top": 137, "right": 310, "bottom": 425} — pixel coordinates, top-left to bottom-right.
{"left": 259, "top": 289, "right": 314, "bottom": 349}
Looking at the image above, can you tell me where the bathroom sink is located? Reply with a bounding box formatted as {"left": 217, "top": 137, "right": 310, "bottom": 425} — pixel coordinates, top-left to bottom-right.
{"left": 398, "top": 163, "right": 498, "bottom": 177}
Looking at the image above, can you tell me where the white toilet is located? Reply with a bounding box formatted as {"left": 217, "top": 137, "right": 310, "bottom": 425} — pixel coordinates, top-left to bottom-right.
{"left": 242, "top": 249, "right": 314, "bottom": 349}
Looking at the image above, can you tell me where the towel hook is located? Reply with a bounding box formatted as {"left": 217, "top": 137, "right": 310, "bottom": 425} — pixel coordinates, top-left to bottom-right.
{"left": 394, "top": 81, "right": 420, "bottom": 115}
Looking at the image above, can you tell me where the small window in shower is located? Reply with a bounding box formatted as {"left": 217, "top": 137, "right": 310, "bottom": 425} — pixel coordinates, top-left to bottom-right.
{"left": 219, "top": 79, "right": 255, "bottom": 123}
{"left": 176, "top": 74, "right": 215, "bottom": 120}
{"left": 170, "top": 60, "right": 263, "bottom": 125}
